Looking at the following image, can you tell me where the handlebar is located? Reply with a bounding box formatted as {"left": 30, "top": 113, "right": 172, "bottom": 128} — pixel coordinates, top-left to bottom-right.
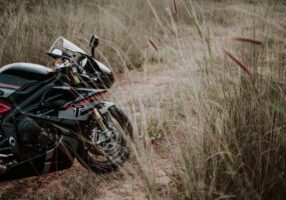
{"left": 54, "top": 60, "right": 89, "bottom": 83}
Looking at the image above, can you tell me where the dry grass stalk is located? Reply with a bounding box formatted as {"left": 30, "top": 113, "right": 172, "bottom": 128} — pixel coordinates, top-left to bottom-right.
{"left": 223, "top": 49, "right": 252, "bottom": 76}
{"left": 148, "top": 39, "right": 159, "bottom": 52}
{"left": 232, "top": 37, "right": 263, "bottom": 45}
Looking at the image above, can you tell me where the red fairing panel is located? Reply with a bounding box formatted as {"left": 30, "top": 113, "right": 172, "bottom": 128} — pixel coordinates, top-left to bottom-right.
{"left": 0, "top": 101, "right": 12, "bottom": 116}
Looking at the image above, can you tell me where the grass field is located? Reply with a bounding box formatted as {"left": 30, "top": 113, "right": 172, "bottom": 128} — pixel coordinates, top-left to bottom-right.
{"left": 0, "top": 0, "right": 286, "bottom": 199}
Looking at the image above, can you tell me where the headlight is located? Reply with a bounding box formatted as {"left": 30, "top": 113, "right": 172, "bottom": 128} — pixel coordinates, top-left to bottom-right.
{"left": 96, "top": 60, "right": 112, "bottom": 74}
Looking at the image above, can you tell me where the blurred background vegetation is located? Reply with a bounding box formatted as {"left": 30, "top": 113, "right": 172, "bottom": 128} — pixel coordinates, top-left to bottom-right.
{"left": 0, "top": 0, "right": 177, "bottom": 72}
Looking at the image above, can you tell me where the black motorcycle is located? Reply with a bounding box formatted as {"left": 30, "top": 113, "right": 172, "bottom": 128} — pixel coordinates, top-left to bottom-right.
{"left": 0, "top": 36, "right": 133, "bottom": 182}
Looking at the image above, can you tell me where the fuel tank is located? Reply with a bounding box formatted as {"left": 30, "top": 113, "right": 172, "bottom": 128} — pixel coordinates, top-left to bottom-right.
{"left": 0, "top": 62, "right": 53, "bottom": 79}
{"left": 0, "top": 63, "right": 54, "bottom": 97}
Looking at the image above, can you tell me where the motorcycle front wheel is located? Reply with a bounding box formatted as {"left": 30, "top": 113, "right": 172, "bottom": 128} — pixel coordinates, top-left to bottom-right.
{"left": 78, "top": 106, "right": 133, "bottom": 174}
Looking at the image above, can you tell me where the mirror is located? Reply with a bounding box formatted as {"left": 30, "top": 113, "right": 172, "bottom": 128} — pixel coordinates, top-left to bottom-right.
{"left": 51, "top": 48, "right": 63, "bottom": 56}
{"left": 46, "top": 48, "right": 71, "bottom": 60}
{"left": 89, "top": 35, "right": 99, "bottom": 57}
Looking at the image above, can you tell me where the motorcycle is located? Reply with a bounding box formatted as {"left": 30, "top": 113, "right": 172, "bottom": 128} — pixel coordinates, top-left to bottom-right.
{"left": 0, "top": 35, "right": 133, "bottom": 182}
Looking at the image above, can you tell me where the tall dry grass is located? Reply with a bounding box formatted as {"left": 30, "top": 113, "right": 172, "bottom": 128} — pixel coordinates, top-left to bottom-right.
{"left": 120, "top": 1, "right": 286, "bottom": 199}
{"left": 0, "top": 0, "right": 286, "bottom": 199}
{"left": 0, "top": 0, "right": 172, "bottom": 72}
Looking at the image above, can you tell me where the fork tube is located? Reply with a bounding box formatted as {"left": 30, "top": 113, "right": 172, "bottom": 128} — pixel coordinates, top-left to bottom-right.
{"left": 92, "top": 108, "right": 108, "bottom": 131}
{"left": 68, "top": 69, "right": 80, "bottom": 84}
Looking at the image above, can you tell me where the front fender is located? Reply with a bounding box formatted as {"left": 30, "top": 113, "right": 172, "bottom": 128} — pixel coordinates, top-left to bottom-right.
{"left": 98, "top": 101, "right": 115, "bottom": 114}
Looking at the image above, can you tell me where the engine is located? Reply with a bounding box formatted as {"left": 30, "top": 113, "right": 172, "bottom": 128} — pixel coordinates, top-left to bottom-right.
{"left": 17, "top": 117, "right": 41, "bottom": 143}
{"left": 17, "top": 117, "right": 58, "bottom": 154}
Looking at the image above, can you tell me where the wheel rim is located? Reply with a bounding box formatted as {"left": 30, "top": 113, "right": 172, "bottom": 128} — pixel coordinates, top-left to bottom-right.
{"left": 84, "top": 113, "right": 127, "bottom": 164}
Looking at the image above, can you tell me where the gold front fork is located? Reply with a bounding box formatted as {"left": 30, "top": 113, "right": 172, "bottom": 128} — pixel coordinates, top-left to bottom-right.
{"left": 68, "top": 69, "right": 81, "bottom": 84}
{"left": 92, "top": 108, "right": 108, "bottom": 132}
{"left": 68, "top": 68, "right": 108, "bottom": 133}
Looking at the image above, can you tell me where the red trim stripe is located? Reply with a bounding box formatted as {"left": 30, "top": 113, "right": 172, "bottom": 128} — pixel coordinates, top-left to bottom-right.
{"left": 65, "top": 91, "right": 107, "bottom": 109}
{"left": 0, "top": 83, "right": 21, "bottom": 89}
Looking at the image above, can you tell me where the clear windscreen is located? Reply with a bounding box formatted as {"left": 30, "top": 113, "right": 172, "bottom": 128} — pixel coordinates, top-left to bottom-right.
{"left": 49, "top": 37, "right": 87, "bottom": 57}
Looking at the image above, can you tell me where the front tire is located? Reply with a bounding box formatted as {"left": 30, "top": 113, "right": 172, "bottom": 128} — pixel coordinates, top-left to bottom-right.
{"left": 78, "top": 106, "right": 133, "bottom": 174}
